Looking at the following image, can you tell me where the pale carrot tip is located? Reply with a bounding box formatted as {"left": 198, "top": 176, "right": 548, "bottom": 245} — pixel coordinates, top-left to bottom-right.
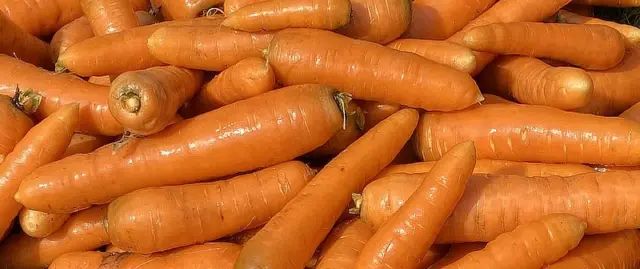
{"left": 13, "top": 191, "right": 22, "bottom": 203}
{"left": 476, "top": 93, "right": 485, "bottom": 104}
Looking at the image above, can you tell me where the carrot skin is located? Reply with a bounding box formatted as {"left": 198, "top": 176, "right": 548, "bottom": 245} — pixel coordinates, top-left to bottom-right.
{"left": 159, "top": 0, "right": 225, "bottom": 19}
{"left": 82, "top": 0, "right": 139, "bottom": 36}
{"left": 0, "top": 0, "right": 84, "bottom": 37}
{"left": 557, "top": 10, "right": 640, "bottom": 44}
{"left": 308, "top": 103, "right": 364, "bottom": 158}
{"left": 429, "top": 243, "right": 486, "bottom": 269}
{"left": 406, "top": 0, "right": 497, "bottom": 40}
{"left": 62, "top": 133, "right": 113, "bottom": 158}
{"left": 315, "top": 218, "right": 374, "bottom": 269}
{"left": 387, "top": 39, "right": 477, "bottom": 73}
{"left": 19, "top": 209, "right": 71, "bottom": 238}
{"left": 337, "top": 0, "right": 411, "bottom": 44}
{"left": 223, "top": 226, "right": 264, "bottom": 246}
{"left": 224, "top": 0, "right": 265, "bottom": 14}
{"left": 48, "top": 251, "right": 108, "bottom": 269}
{"left": 572, "top": 0, "right": 640, "bottom": 7}
{"left": 357, "top": 101, "right": 400, "bottom": 131}
{"left": 620, "top": 102, "right": 640, "bottom": 122}
{"left": 546, "top": 230, "right": 640, "bottom": 268}
{"left": 0, "top": 12, "right": 52, "bottom": 69}
{"left": 0, "top": 95, "right": 34, "bottom": 162}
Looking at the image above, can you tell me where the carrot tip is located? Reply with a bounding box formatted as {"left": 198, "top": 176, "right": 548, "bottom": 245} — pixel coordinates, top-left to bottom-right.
{"left": 54, "top": 61, "right": 68, "bottom": 73}
{"left": 348, "top": 193, "right": 363, "bottom": 215}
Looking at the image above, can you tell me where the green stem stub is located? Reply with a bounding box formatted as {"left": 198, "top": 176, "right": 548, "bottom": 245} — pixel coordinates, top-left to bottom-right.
{"left": 12, "top": 87, "right": 42, "bottom": 114}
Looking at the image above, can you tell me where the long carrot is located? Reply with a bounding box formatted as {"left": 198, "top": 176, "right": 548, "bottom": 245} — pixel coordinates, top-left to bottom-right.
{"left": 308, "top": 103, "right": 364, "bottom": 158}
{"left": 387, "top": 39, "right": 477, "bottom": 73}
{"left": 0, "top": 12, "right": 52, "bottom": 69}
{"left": 356, "top": 141, "right": 476, "bottom": 269}
{"left": 357, "top": 101, "right": 400, "bottom": 131}
{"left": 546, "top": 230, "right": 640, "bottom": 268}
{"left": 415, "top": 103, "right": 640, "bottom": 165}
{"left": 109, "top": 66, "right": 203, "bottom": 136}
{"left": 16, "top": 85, "right": 346, "bottom": 214}
{"left": 62, "top": 133, "right": 113, "bottom": 157}
{"left": 429, "top": 243, "right": 486, "bottom": 269}
{"left": 0, "top": 94, "right": 34, "bottom": 162}
{"left": 441, "top": 214, "right": 586, "bottom": 269}
{"left": 572, "top": 0, "right": 640, "bottom": 6}
{"left": 268, "top": 28, "right": 483, "bottom": 111}
{"left": 147, "top": 26, "right": 274, "bottom": 72}
{"left": 337, "top": 0, "right": 411, "bottom": 44}
{"left": 18, "top": 209, "right": 71, "bottom": 238}
{"left": 81, "top": 0, "right": 139, "bottom": 36}
{"left": 224, "top": 0, "right": 266, "bottom": 15}
{"left": 221, "top": 0, "right": 351, "bottom": 32}
{"left": 405, "top": 0, "right": 497, "bottom": 40}
{"left": 0, "top": 55, "right": 123, "bottom": 136}
{"left": 0, "top": 205, "right": 109, "bottom": 268}
{"left": 463, "top": 22, "right": 626, "bottom": 70}
{"left": 234, "top": 109, "right": 419, "bottom": 269}
{"left": 477, "top": 56, "right": 593, "bottom": 110}
{"left": 557, "top": 10, "right": 640, "bottom": 44}
{"left": 316, "top": 218, "right": 374, "bottom": 269}
{"left": 159, "top": 0, "right": 224, "bottom": 19}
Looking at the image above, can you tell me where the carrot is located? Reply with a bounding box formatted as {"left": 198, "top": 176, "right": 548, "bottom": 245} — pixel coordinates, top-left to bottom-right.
{"left": 419, "top": 245, "right": 450, "bottom": 269}
{"left": 159, "top": 0, "right": 225, "bottom": 19}
{"left": 415, "top": 103, "right": 640, "bottom": 165}
{"left": 0, "top": 94, "right": 35, "bottom": 163}
{"left": 49, "top": 251, "right": 108, "bottom": 269}
{"left": 87, "top": 75, "right": 111, "bottom": 86}
{"left": 15, "top": 85, "right": 346, "bottom": 214}
{"left": 429, "top": 243, "right": 486, "bottom": 269}
{"left": 463, "top": 23, "right": 626, "bottom": 70}
{"left": 620, "top": 102, "right": 640, "bottom": 123}
{"left": 562, "top": 3, "right": 594, "bottom": 16}
{"left": 234, "top": 109, "right": 419, "bottom": 269}
{"left": 356, "top": 141, "right": 476, "bottom": 269}
{"left": 147, "top": 26, "right": 274, "bottom": 72}
{"left": 18, "top": 209, "right": 71, "bottom": 238}
{"left": 0, "top": 0, "right": 83, "bottom": 37}
{"left": 109, "top": 66, "right": 203, "bottom": 136}
{"left": 387, "top": 39, "right": 477, "bottom": 73}
{"left": 0, "top": 55, "right": 123, "bottom": 136}
{"left": 337, "top": 0, "right": 411, "bottom": 44}
{"left": 405, "top": 0, "right": 497, "bottom": 40}
{"left": 441, "top": 214, "right": 585, "bottom": 269}
{"left": 224, "top": 0, "right": 265, "bottom": 14}
{"left": 0, "top": 12, "right": 52, "bottom": 69}
{"left": 546, "top": 230, "right": 640, "bottom": 268}
{"left": 268, "top": 28, "right": 483, "bottom": 111}
{"left": 480, "top": 94, "right": 515, "bottom": 105}
{"left": 557, "top": 10, "right": 640, "bottom": 44}
{"left": 81, "top": 0, "right": 139, "bottom": 36}
{"left": 223, "top": 226, "right": 264, "bottom": 246}
{"left": 477, "top": 56, "right": 593, "bottom": 110}
{"left": 62, "top": 133, "right": 113, "bottom": 157}
{"left": 0, "top": 205, "right": 109, "bottom": 268}
{"left": 357, "top": 101, "right": 400, "bottom": 131}
{"left": 316, "top": 219, "right": 374, "bottom": 269}
{"left": 308, "top": 103, "right": 364, "bottom": 158}
{"left": 221, "top": 0, "right": 351, "bottom": 32}
{"left": 572, "top": 0, "right": 640, "bottom": 7}
{"left": 105, "top": 244, "right": 126, "bottom": 253}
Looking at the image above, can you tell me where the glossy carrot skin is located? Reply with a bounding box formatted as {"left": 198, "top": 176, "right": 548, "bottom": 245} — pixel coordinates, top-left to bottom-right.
{"left": 268, "top": 28, "right": 483, "bottom": 111}
{"left": 0, "top": 95, "right": 33, "bottom": 162}
{"left": 62, "top": 133, "right": 113, "bottom": 157}
{"left": 159, "top": 0, "right": 224, "bottom": 19}
{"left": 357, "top": 101, "right": 400, "bottom": 131}
{"left": 16, "top": 85, "right": 343, "bottom": 214}
{"left": 572, "top": 0, "right": 640, "bottom": 6}
{"left": 316, "top": 219, "right": 374, "bottom": 269}
{"left": 234, "top": 109, "right": 419, "bottom": 269}
{"left": 429, "top": 243, "right": 486, "bottom": 269}
{"left": 546, "top": 230, "right": 640, "bottom": 268}
{"left": 337, "top": 0, "right": 411, "bottom": 44}
{"left": 81, "top": 0, "right": 138, "bottom": 36}
{"left": 0, "top": 0, "right": 83, "bottom": 37}
{"left": 415, "top": 103, "right": 640, "bottom": 165}
{"left": 558, "top": 10, "right": 640, "bottom": 44}
{"left": 19, "top": 209, "right": 71, "bottom": 238}
{"left": 405, "top": 0, "right": 496, "bottom": 40}
{"left": 387, "top": 39, "right": 476, "bottom": 73}
{"left": 224, "top": 0, "right": 265, "bottom": 14}
{"left": 0, "top": 12, "right": 51, "bottom": 69}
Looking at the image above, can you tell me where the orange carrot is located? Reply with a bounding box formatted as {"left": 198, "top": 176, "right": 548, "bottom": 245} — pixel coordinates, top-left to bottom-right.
{"left": 49, "top": 251, "right": 108, "bottom": 269}
{"left": 0, "top": 55, "right": 123, "bottom": 136}
{"left": 0, "top": 94, "right": 34, "bottom": 162}
{"left": 62, "top": 133, "right": 113, "bottom": 157}
{"left": 316, "top": 219, "right": 374, "bottom": 269}
{"left": 268, "top": 28, "right": 483, "bottom": 111}
{"left": 159, "top": 0, "right": 225, "bottom": 19}
{"left": 109, "top": 66, "right": 203, "bottom": 136}
{"left": 147, "top": 26, "right": 274, "bottom": 72}
{"left": 429, "top": 243, "right": 486, "bottom": 269}
{"left": 620, "top": 102, "right": 640, "bottom": 123}
{"left": 441, "top": 214, "right": 585, "bottom": 269}
{"left": 0, "top": 12, "right": 52, "bottom": 69}
{"left": 0, "top": 0, "right": 84, "bottom": 37}
{"left": 546, "top": 230, "right": 640, "bottom": 268}
{"left": 356, "top": 141, "right": 476, "bottom": 269}
{"left": 221, "top": 0, "right": 351, "bottom": 32}
{"left": 477, "top": 56, "right": 593, "bottom": 110}
{"left": 463, "top": 22, "right": 626, "bottom": 70}
{"left": 415, "top": 103, "right": 640, "bottom": 165}
{"left": 223, "top": 226, "right": 264, "bottom": 246}
{"left": 308, "top": 103, "right": 364, "bottom": 158}
{"left": 419, "top": 245, "right": 450, "bottom": 269}
{"left": 357, "top": 101, "right": 400, "bottom": 131}
{"left": 16, "top": 85, "right": 345, "bottom": 214}
{"left": 572, "top": 0, "right": 640, "bottom": 6}
{"left": 557, "top": 10, "right": 640, "bottom": 44}
{"left": 337, "top": 0, "right": 411, "bottom": 44}
{"left": 18, "top": 209, "right": 71, "bottom": 238}
{"left": 81, "top": 0, "right": 139, "bottom": 36}
{"left": 387, "top": 39, "right": 476, "bottom": 73}
{"left": 234, "top": 109, "right": 419, "bottom": 269}
{"left": 105, "top": 244, "right": 126, "bottom": 253}
{"left": 87, "top": 75, "right": 111, "bottom": 86}
{"left": 405, "top": 0, "right": 497, "bottom": 40}
{"left": 0, "top": 205, "right": 109, "bottom": 268}
{"left": 224, "top": 0, "right": 266, "bottom": 14}
{"left": 479, "top": 94, "right": 515, "bottom": 105}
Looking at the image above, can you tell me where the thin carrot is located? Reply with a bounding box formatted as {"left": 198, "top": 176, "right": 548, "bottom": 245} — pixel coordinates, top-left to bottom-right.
{"left": 0, "top": 0, "right": 84, "bottom": 37}
{"left": 234, "top": 109, "right": 419, "bottom": 269}
{"left": 441, "top": 214, "right": 586, "bottom": 269}
{"left": 429, "top": 243, "right": 486, "bottom": 269}
{"left": 562, "top": 3, "right": 594, "bottom": 16}
{"left": 268, "top": 28, "right": 483, "bottom": 111}
{"left": 0, "top": 12, "right": 52, "bottom": 69}
{"left": 224, "top": 0, "right": 266, "bottom": 14}
{"left": 405, "top": 0, "right": 497, "bottom": 40}
{"left": 18, "top": 209, "right": 71, "bottom": 238}
{"left": 387, "top": 39, "right": 477, "bottom": 73}
{"left": 316, "top": 219, "right": 374, "bottom": 269}
{"left": 337, "top": 0, "right": 411, "bottom": 44}
{"left": 62, "top": 133, "right": 113, "bottom": 158}
{"left": 557, "top": 10, "right": 640, "bottom": 44}
{"left": 415, "top": 103, "right": 640, "bottom": 165}
{"left": 477, "top": 56, "right": 593, "bottom": 110}
{"left": 221, "top": 0, "right": 351, "bottom": 32}
{"left": 81, "top": 0, "right": 139, "bottom": 36}
{"left": 223, "top": 226, "right": 264, "bottom": 246}
{"left": 147, "top": 26, "right": 274, "bottom": 72}
{"left": 572, "top": 0, "right": 640, "bottom": 7}
{"left": 159, "top": 0, "right": 225, "bottom": 19}
{"left": 308, "top": 103, "right": 364, "bottom": 158}
{"left": 0, "top": 94, "right": 35, "bottom": 162}
{"left": 16, "top": 85, "right": 346, "bottom": 214}
{"left": 357, "top": 101, "right": 400, "bottom": 131}
{"left": 0, "top": 205, "right": 109, "bottom": 268}
{"left": 546, "top": 230, "right": 640, "bottom": 268}
{"left": 620, "top": 102, "right": 640, "bottom": 123}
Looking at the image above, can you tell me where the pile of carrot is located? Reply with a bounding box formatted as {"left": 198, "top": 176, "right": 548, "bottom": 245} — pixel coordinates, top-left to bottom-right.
{"left": 1, "top": 0, "right": 640, "bottom": 268}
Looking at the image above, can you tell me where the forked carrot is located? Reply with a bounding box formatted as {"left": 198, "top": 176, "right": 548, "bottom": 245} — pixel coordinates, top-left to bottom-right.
{"left": 337, "top": 0, "right": 411, "bottom": 44}
{"left": 18, "top": 209, "right": 71, "bottom": 238}
{"left": 62, "top": 133, "right": 113, "bottom": 157}
{"left": 405, "top": 0, "right": 497, "bottom": 40}
{"left": 429, "top": 243, "right": 486, "bottom": 269}
{"left": 81, "top": 0, "right": 139, "bottom": 36}
{"left": 0, "top": 94, "right": 34, "bottom": 162}
{"left": 308, "top": 103, "right": 364, "bottom": 158}
{"left": 387, "top": 39, "right": 476, "bottom": 73}
{"left": 0, "top": 12, "right": 52, "bottom": 69}
{"left": 572, "top": 0, "right": 640, "bottom": 6}
{"left": 357, "top": 101, "right": 400, "bottom": 131}
{"left": 557, "top": 10, "right": 640, "bottom": 44}
{"left": 546, "top": 230, "right": 640, "bottom": 268}
{"left": 159, "top": 0, "right": 225, "bottom": 19}
{"left": 224, "top": 0, "right": 266, "bottom": 14}
{"left": 316, "top": 219, "right": 374, "bottom": 269}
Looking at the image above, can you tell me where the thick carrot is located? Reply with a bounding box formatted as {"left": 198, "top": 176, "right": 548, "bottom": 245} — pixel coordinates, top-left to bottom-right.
{"left": 558, "top": 10, "right": 640, "bottom": 44}
{"left": 62, "top": 133, "right": 113, "bottom": 157}
{"left": 316, "top": 219, "right": 374, "bottom": 269}
{"left": 224, "top": 0, "right": 266, "bottom": 14}
{"left": 147, "top": 26, "right": 274, "bottom": 72}
{"left": 356, "top": 141, "right": 476, "bottom": 269}
{"left": 0, "top": 12, "right": 52, "bottom": 69}
{"left": 546, "top": 230, "right": 640, "bottom": 268}
{"left": 308, "top": 103, "right": 364, "bottom": 158}
{"left": 234, "top": 109, "right": 419, "bottom": 269}
{"left": 405, "top": 0, "right": 497, "bottom": 40}
{"left": 109, "top": 66, "right": 203, "bottom": 136}
{"left": 337, "top": 0, "right": 411, "bottom": 44}
{"left": 572, "top": 0, "right": 640, "bottom": 6}
{"left": 477, "top": 56, "right": 593, "bottom": 110}
{"left": 19, "top": 209, "right": 71, "bottom": 238}
{"left": 357, "top": 101, "right": 400, "bottom": 131}
{"left": 0, "top": 94, "right": 34, "bottom": 162}
{"left": 159, "top": 0, "right": 225, "bottom": 19}
{"left": 415, "top": 103, "right": 640, "bottom": 165}
{"left": 221, "top": 0, "right": 351, "bottom": 32}
{"left": 0, "top": 55, "right": 123, "bottom": 136}
{"left": 620, "top": 102, "right": 640, "bottom": 123}
{"left": 81, "top": 0, "right": 139, "bottom": 36}
{"left": 441, "top": 214, "right": 585, "bottom": 269}
{"left": 16, "top": 85, "right": 345, "bottom": 213}
{"left": 429, "top": 243, "right": 486, "bottom": 269}
{"left": 268, "top": 28, "right": 483, "bottom": 111}
{"left": 0, "top": 0, "right": 83, "bottom": 37}
{"left": 0, "top": 205, "right": 109, "bottom": 268}
{"left": 463, "top": 22, "right": 626, "bottom": 70}
{"left": 387, "top": 39, "right": 476, "bottom": 73}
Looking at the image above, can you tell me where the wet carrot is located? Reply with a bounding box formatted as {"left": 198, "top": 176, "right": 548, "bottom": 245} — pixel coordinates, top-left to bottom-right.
{"left": 405, "top": 0, "right": 497, "bottom": 40}
{"left": 357, "top": 101, "right": 400, "bottom": 131}
{"left": 337, "top": 0, "right": 411, "bottom": 44}
{"left": 0, "top": 12, "right": 52, "bottom": 69}
{"left": 308, "top": 103, "right": 364, "bottom": 158}
{"left": 546, "top": 230, "right": 640, "bottom": 268}
{"left": 159, "top": 0, "right": 225, "bottom": 19}
{"left": 429, "top": 243, "right": 486, "bottom": 269}
{"left": 62, "top": 133, "right": 113, "bottom": 157}
{"left": 387, "top": 39, "right": 476, "bottom": 73}
{"left": 316, "top": 218, "right": 374, "bottom": 269}
{"left": 0, "top": 94, "right": 34, "bottom": 162}
{"left": 19, "top": 209, "right": 71, "bottom": 238}
{"left": 81, "top": 0, "right": 139, "bottom": 36}
{"left": 557, "top": 10, "right": 640, "bottom": 44}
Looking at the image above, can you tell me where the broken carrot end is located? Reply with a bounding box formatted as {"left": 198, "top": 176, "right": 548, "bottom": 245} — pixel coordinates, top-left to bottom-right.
{"left": 13, "top": 87, "right": 42, "bottom": 114}
{"left": 348, "top": 193, "right": 363, "bottom": 215}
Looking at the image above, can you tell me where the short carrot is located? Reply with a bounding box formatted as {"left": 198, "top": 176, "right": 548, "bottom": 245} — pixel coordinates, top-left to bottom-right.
{"left": 109, "top": 66, "right": 203, "bottom": 136}
{"left": 221, "top": 0, "right": 352, "bottom": 32}
{"left": 477, "top": 56, "right": 593, "bottom": 110}
{"left": 441, "top": 214, "right": 586, "bottom": 269}
{"left": 224, "top": 0, "right": 266, "bottom": 14}
{"left": 16, "top": 85, "right": 345, "bottom": 213}
{"left": 572, "top": 0, "right": 640, "bottom": 7}
{"left": 234, "top": 109, "right": 419, "bottom": 269}
{"left": 0, "top": 12, "right": 52, "bottom": 69}
{"left": 620, "top": 102, "right": 640, "bottom": 122}
{"left": 557, "top": 10, "right": 640, "bottom": 44}
{"left": 463, "top": 22, "right": 626, "bottom": 70}
{"left": 337, "top": 0, "right": 411, "bottom": 44}
{"left": 0, "top": 94, "right": 34, "bottom": 162}
{"left": 81, "top": 0, "right": 139, "bottom": 36}
{"left": 0, "top": 0, "right": 84, "bottom": 37}
{"left": 268, "top": 28, "right": 483, "bottom": 111}
{"left": 429, "top": 243, "right": 486, "bottom": 269}
{"left": 315, "top": 219, "right": 374, "bottom": 269}
{"left": 387, "top": 39, "right": 477, "bottom": 73}
{"left": 357, "top": 101, "right": 400, "bottom": 131}
{"left": 414, "top": 103, "right": 640, "bottom": 165}
{"left": 308, "top": 103, "right": 364, "bottom": 158}
{"left": 62, "top": 133, "right": 113, "bottom": 158}
{"left": 18, "top": 209, "right": 71, "bottom": 238}
{"left": 355, "top": 141, "right": 476, "bottom": 269}
{"left": 405, "top": 0, "right": 497, "bottom": 40}
{"left": 546, "top": 230, "right": 640, "bottom": 268}
{"left": 159, "top": 0, "right": 225, "bottom": 19}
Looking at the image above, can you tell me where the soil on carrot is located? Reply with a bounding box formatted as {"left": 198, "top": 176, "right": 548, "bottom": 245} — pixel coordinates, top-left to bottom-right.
{"left": 596, "top": 7, "right": 640, "bottom": 27}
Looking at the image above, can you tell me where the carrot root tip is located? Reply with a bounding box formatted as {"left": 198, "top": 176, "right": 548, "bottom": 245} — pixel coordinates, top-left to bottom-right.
{"left": 348, "top": 193, "right": 363, "bottom": 215}
{"left": 54, "top": 61, "right": 68, "bottom": 73}
{"left": 333, "top": 91, "right": 353, "bottom": 130}
{"left": 13, "top": 87, "right": 42, "bottom": 114}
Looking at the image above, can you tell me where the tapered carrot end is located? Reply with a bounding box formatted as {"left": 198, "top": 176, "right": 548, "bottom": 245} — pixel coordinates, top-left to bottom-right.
{"left": 13, "top": 191, "right": 21, "bottom": 204}
{"left": 449, "top": 140, "right": 476, "bottom": 158}
{"left": 454, "top": 51, "right": 477, "bottom": 74}
{"left": 54, "top": 61, "right": 67, "bottom": 73}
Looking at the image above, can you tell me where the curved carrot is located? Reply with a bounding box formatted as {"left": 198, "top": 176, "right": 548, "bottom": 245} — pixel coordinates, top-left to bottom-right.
{"left": 546, "top": 230, "right": 640, "bottom": 268}
{"left": 620, "top": 102, "right": 640, "bottom": 123}
{"left": 0, "top": 0, "right": 83, "bottom": 37}
{"left": 234, "top": 109, "right": 419, "bottom": 269}
{"left": 0, "top": 94, "right": 34, "bottom": 162}
{"left": 337, "top": 0, "right": 411, "bottom": 44}
{"left": 62, "top": 133, "right": 113, "bottom": 158}
{"left": 463, "top": 22, "right": 626, "bottom": 70}
{"left": 19, "top": 209, "right": 71, "bottom": 238}
{"left": 441, "top": 214, "right": 585, "bottom": 269}
{"left": 429, "top": 243, "right": 486, "bottom": 269}
{"left": 405, "top": 0, "right": 497, "bottom": 40}
{"left": 224, "top": 0, "right": 266, "bottom": 14}
{"left": 572, "top": 0, "right": 640, "bottom": 6}
{"left": 415, "top": 103, "right": 640, "bottom": 165}
{"left": 268, "top": 28, "right": 483, "bottom": 111}
{"left": 357, "top": 101, "right": 400, "bottom": 131}
{"left": 147, "top": 26, "right": 274, "bottom": 72}
{"left": 477, "top": 56, "right": 593, "bottom": 110}
{"left": 0, "top": 12, "right": 51, "bottom": 69}
{"left": 16, "top": 85, "right": 345, "bottom": 213}
{"left": 0, "top": 205, "right": 109, "bottom": 268}
{"left": 308, "top": 103, "right": 364, "bottom": 158}
{"left": 159, "top": 0, "right": 224, "bottom": 19}
{"left": 221, "top": 0, "right": 351, "bottom": 32}
{"left": 387, "top": 39, "right": 476, "bottom": 73}
{"left": 316, "top": 218, "right": 373, "bottom": 269}
{"left": 558, "top": 10, "right": 640, "bottom": 44}
{"left": 81, "top": 0, "right": 139, "bottom": 36}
